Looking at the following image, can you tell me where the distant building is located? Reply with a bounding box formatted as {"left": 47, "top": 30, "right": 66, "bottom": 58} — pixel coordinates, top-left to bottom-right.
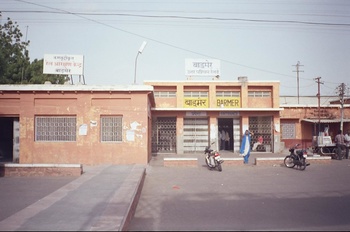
{"left": 280, "top": 96, "right": 350, "bottom": 149}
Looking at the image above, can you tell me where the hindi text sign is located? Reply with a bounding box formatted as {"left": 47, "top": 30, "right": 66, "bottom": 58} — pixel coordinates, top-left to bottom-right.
{"left": 185, "top": 59, "right": 220, "bottom": 77}
{"left": 43, "top": 54, "right": 84, "bottom": 75}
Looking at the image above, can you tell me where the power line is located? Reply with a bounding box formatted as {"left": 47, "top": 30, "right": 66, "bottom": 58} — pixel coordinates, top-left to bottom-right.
{"left": 11, "top": 0, "right": 297, "bottom": 79}
{"left": 3, "top": 10, "right": 350, "bottom": 27}
{"left": 9, "top": 0, "right": 349, "bottom": 89}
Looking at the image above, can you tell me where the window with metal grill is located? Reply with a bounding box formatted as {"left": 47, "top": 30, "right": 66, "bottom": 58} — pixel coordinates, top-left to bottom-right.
{"left": 101, "top": 116, "right": 122, "bottom": 142}
{"left": 281, "top": 123, "right": 296, "bottom": 139}
{"left": 35, "top": 116, "right": 76, "bottom": 142}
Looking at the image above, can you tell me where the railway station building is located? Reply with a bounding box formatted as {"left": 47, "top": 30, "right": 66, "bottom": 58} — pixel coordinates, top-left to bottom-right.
{"left": 0, "top": 78, "right": 349, "bottom": 165}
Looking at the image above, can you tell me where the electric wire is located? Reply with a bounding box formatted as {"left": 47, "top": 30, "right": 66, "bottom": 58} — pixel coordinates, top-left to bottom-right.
{"left": 3, "top": 10, "right": 350, "bottom": 27}
{"left": 6, "top": 0, "right": 349, "bottom": 92}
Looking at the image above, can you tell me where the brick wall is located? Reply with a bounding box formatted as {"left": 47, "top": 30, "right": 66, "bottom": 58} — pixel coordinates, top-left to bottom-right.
{"left": 0, "top": 164, "right": 83, "bottom": 177}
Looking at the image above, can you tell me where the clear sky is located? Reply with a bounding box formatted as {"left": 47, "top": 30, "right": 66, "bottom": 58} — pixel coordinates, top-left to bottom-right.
{"left": 1, "top": 0, "right": 349, "bottom": 96}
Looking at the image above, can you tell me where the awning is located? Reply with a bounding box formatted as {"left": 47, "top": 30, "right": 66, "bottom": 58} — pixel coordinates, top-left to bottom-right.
{"left": 302, "top": 118, "right": 350, "bottom": 123}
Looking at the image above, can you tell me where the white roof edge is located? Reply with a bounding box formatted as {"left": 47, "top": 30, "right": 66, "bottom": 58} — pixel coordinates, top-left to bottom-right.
{"left": 280, "top": 104, "right": 341, "bottom": 108}
{"left": 144, "top": 80, "right": 280, "bottom": 83}
{"left": 151, "top": 108, "right": 284, "bottom": 111}
{"left": 0, "top": 84, "right": 154, "bottom": 91}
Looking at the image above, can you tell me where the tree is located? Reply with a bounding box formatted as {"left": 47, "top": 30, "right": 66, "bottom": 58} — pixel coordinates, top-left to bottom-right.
{"left": 0, "top": 15, "right": 68, "bottom": 84}
{"left": 25, "top": 59, "right": 68, "bottom": 84}
{"left": 0, "top": 15, "right": 30, "bottom": 84}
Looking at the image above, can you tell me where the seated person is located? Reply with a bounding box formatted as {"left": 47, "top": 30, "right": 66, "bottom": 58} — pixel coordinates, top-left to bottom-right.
{"left": 252, "top": 135, "right": 263, "bottom": 151}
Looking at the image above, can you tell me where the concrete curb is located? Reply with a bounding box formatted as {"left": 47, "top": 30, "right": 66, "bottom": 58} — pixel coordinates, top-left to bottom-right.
{"left": 90, "top": 164, "right": 146, "bottom": 231}
{"left": 164, "top": 158, "right": 198, "bottom": 167}
{"left": 162, "top": 156, "right": 332, "bottom": 167}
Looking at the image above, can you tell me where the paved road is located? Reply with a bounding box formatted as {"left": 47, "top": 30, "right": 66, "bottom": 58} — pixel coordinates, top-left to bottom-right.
{"left": 129, "top": 159, "right": 350, "bottom": 231}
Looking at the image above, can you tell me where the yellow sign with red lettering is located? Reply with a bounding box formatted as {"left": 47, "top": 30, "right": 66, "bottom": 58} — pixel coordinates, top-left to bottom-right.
{"left": 184, "top": 97, "right": 208, "bottom": 108}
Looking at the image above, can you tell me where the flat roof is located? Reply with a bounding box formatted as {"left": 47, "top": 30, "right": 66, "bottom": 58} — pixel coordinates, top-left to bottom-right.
{"left": 151, "top": 107, "right": 284, "bottom": 111}
{"left": 144, "top": 80, "right": 280, "bottom": 83}
{"left": 0, "top": 84, "right": 154, "bottom": 92}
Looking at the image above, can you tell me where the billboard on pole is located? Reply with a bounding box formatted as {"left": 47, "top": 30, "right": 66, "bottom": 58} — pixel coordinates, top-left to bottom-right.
{"left": 43, "top": 54, "right": 84, "bottom": 75}
{"left": 185, "top": 59, "right": 220, "bottom": 77}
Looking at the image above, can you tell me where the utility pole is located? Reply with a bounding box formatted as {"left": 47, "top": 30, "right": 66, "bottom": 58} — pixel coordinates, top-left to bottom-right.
{"left": 293, "top": 61, "right": 304, "bottom": 104}
{"left": 337, "top": 83, "right": 345, "bottom": 131}
{"left": 21, "top": 25, "right": 29, "bottom": 84}
{"left": 314, "top": 77, "right": 323, "bottom": 135}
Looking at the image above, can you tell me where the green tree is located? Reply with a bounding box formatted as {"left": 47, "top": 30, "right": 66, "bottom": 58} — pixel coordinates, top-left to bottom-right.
{"left": 25, "top": 59, "right": 68, "bottom": 84}
{"left": 0, "top": 15, "right": 30, "bottom": 84}
{"left": 0, "top": 15, "right": 68, "bottom": 84}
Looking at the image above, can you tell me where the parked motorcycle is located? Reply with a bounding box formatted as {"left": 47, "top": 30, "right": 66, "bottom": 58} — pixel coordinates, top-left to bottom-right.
{"left": 204, "top": 142, "right": 224, "bottom": 172}
{"left": 284, "top": 143, "right": 310, "bottom": 170}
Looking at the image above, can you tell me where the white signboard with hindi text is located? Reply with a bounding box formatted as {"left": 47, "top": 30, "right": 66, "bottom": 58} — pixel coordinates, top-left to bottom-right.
{"left": 43, "top": 54, "right": 84, "bottom": 75}
{"left": 185, "top": 59, "right": 220, "bottom": 77}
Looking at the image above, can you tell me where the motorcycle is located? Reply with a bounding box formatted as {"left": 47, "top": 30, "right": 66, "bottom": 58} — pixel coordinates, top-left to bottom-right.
{"left": 284, "top": 143, "right": 310, "bottom": 171}
{"left": 204, "top": 142, "right": 224, "bottom": 172}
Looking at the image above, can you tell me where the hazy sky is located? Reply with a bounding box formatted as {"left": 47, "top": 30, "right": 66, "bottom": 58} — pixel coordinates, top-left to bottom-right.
{"left": 1, "top": 0, "right": 350, "bottom": 96}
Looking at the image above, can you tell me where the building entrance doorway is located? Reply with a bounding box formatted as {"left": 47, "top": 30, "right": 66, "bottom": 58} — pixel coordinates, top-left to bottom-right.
{"left": 217, "top": 118, "right": 231, "bottom": 152}
{"left": 0, "top": 117, "right": 19, "bottom": 163}
{"left": 218, "top": 118, "right": 241, "bottom": 153}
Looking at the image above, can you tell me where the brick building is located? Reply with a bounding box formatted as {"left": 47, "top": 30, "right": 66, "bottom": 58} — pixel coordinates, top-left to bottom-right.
{"left": 0, "top": 84, "right": 155, "bottom": 165}
{"left": 0, "top": 80, "right": 349, "bottom": 165}
{"left": 280, "top": 96, "right": 350, "bottom": 150}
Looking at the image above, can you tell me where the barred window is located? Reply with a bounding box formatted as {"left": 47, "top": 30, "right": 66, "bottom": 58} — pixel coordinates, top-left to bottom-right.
{"left": 248, "top": 91, "right": 271, "bottom": 97}
{"left": 101, "top": 116, "right": 123, "bottom": 142}
{"left": 35, "top": 116, "right": 76, "bottom": 142}
{"left": 216, "top": 91, "right": 240, "bottom": 97}
{"left": 184, "top": 91, "right": 208, "bottom": 97}
{"left": 281, "top": 123, "right": 296, "bottom": 139}
{"left": 154, "top": 91, "right": 176, "bottom": 97}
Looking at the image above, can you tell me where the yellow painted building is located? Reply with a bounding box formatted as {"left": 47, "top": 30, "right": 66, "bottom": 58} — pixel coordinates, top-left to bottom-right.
{"left": 145, "top": 78, "right": 283, "bottom": 155}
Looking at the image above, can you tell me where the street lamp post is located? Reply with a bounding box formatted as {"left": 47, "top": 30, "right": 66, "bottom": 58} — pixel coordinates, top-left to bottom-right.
{"left": 134, "top": 41, "right": 147, "bottom": 84}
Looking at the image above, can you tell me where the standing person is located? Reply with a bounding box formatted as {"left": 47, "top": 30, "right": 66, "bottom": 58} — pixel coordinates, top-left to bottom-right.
{"left": 335, "top": 130, "right": 346, "bottom": 160}
{"left": 221, "top": 129, "right": 226, "bottom": 150}
{"left": 225, "top": 131, "right": 230, "bottom": 150}
{"left": 345, "top": 129, "right": 350, "bottom": 159}
{"left": 240, "top": 130, "right": 253, "bottom": 164}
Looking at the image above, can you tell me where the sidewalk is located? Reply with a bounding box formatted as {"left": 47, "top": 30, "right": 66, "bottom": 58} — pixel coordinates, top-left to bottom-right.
{"left": 150, "top": 150, "right": 287, "bottom": 166}
{"left": 0, "top": 164, "right": 146, "bottom": 231}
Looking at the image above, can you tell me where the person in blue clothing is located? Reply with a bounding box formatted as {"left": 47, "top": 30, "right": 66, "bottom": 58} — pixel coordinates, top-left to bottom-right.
{"left": 240, "top": 129, "right": 253, "bottom": 164}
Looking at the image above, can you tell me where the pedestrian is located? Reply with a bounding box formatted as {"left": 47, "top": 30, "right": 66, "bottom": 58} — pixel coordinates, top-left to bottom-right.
{"left": 221, "top": 129, "right": 226, "bottom": 150}
{"left": 252, "top": 135, "right": 263, "bottom": 151}
{"left": 240, "top": 129, "right": 253, "bottom": 164}
{"left": 335, "top": 129, "right": 346, "bottom": 160}
{"left": 225, "top": 131, "right": 230, "bottom": 150}
{"left": 345, "top": 129, "right": 350, "bottom": 159}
